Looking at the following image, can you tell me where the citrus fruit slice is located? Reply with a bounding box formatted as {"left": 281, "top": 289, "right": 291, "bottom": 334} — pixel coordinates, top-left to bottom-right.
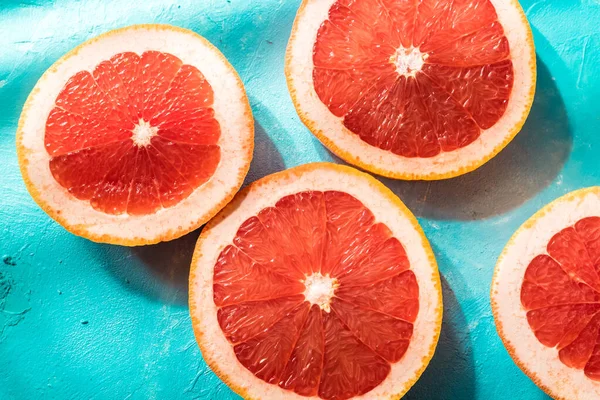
{"left": 189, "top": 162, "right": 442, "bottom": 399}
{"left": 492, "top": 187, "right": 600, "bottom": 399}
{"left": 16, "top": 24, "right": 253, "bottom": 245}
{"left": 286, "top": 0, "right": 535, "bottom": 180}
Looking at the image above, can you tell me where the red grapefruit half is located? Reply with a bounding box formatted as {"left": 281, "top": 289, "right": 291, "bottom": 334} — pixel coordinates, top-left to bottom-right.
{"left": 286, "top": 0, "right": 536, "bottom": 180}
{"left": 17, "top": 25, "right": 253, "bottom": 245}
{"left": 492, "top": 187, "right": 600, "bottom": 399}
{"left": 189, "top": 162, "right": 442, "bottom": 400}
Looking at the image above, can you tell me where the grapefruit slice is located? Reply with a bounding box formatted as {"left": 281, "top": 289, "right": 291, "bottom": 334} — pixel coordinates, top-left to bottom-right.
{"left": 16, "top": 25, "right": 253, "bottom": 245}
{"left": 189, "top": 162, "right": 442, "bottom": 399}
{"left": 492, "top": 187, "right": 600, "bottom": 399}
{"left": 286, "top": 0, "right": 536, "bottom": 180}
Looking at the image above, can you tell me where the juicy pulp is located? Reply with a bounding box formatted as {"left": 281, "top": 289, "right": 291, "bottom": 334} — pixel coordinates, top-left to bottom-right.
{"left": 312, "top": 0, "right": 514, "bottom": 158}
{"left": 214, "top": 190, "right": 419, "bottom": 399}
{"left": 45, "top": 51, "right": 221, "bottom": 215}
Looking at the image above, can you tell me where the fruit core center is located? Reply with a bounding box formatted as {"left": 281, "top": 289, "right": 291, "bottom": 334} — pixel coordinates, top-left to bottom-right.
{"left": 392, "top": 47, "right": 426, "bottom": 77}
{"left": 303, "top": 273, "right": 339, "bottom": 312}
{"left": 132, "top": 119, "right": 158, "bottom": 147}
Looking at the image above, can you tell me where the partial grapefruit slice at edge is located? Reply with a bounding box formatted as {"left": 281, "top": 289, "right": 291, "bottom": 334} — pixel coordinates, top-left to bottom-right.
{"left": 189, "top": 162, "right": 442, "bottom": 399}
{"left": 492, "top": 187, "right": 600, "bottom": 400}
{"left": 16, "top": 24, "right": 254, "bottom": 245}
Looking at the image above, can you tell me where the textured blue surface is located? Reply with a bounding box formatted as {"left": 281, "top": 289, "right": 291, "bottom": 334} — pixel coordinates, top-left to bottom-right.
{"left": 1, "top": 0, "right": 599, "bottom": 398}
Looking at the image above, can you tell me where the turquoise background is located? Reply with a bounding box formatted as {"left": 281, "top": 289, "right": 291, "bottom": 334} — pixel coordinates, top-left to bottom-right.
{"left": 1, "top": 0, "right": 599, "bottom": 398}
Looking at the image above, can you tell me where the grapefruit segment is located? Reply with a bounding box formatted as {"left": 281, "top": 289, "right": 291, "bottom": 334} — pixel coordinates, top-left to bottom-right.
{"left": 575, "top": 217, "right": 600, "bottom": 266}
{"left": 144, "top": 144, "right": 193, "bottom": 208}
{"left": 336, "top": 237, "right": 410, "bottom": 287}
{"left": 255, "top": 207, "right": 312, "bottom": 278}
{"left": 326, "top": 222, "right": 393, "bottom": 278}
{"left": 414, "top": 0, "right": 498, "bottom": 50}
{"left": 341, "top": 75, "right": 416, "bottom": 154}
{"left": 108, "top": 52, "right": 143, "bottom": 119}
{"left": 44, "top": 108, "right": 132, "bottom": 156}
{"left": 410, "top": 0, "right": 452, "bottom": 47}
{"left": 149, "top": 139, "right": 220, "bottom": 192}
{"left": 49, "top": 141, "right": 131, "bottom": 201}
{"left": 151, "top": 65, "right": 214, "bottom": 124}
{"left": 18, "top": 25, "right": 253, "bottom": 245}
{"left": 409, "top": 79, "right": 442, "bottom": 157}
{"left": 422, "top": 60, "right": 513, "bottom": 129}
{"left": 213, "top": 245, "right": 306, "bottom": 308}
{"left": 547, "top": 226, "right": 600, "bottom": 293}
{"left": 312, "top": 65, "right": 395, "bottom": 118}
{"left": 92, "top": 59, "right": 137, "bottom": 124}
{"left": 377, "top": 78, "right": 425, "bottom": 156}
{"left": 423, "top": 21, "right": 509, "bottom": 66}
{"left": 279, "top": 305, "right": 325, "bottom": 396}
{"left": 156, "top": 108, "right": 220, "bottom": 145}
{"left": 234, "top": 212, "right": 307, "bottom": 280}
{"left": 575, "top": 217, "right": 600, "bottom": 273}
{"left": 336, "top": 270, "right": 419, "bottom": 322}
{"left": 336, "top": 0, "right": 415, "bottom": 49}
{"left": 492, "top": 187, "right": 600, "bottom": 399}
{"left": 190, "top": 163, "right": 442, "bottom": 400}
{"left": 331, "top": 297, "right": 413, "bottom": 362}
{"left": 90, "top": 145, "right": 139, "bottom": 215}
{"left": 521, "top": 255, "right": 600, "bottom": 310}
{"left": 321, "top": 191, "right": 376, "bottom": 276}
{"left": 138, "top": 51, "right": 183, "bottom": 120}
{"left": 313, "top": 3, "right": 393, "bottom": 69}
{"left": 273, "top": 192, "right": 328, "bottom": 275}
{"left": 217, "top": 295, "right": 306, "bottom": 344}
{"left": 54, "top": 70, "right": 128, "bottom": 128}
{"left": 525, "top": 304, "right": 600, "bottom": 349}
{"left": 126, "top": 149, "right": 162, "bottom": 216}
{"left": 585, "top": 340, "right": 600, "bottom": 380}
{"left": 416, "top": 74, "right": 480, "bottom": 152}
{"left": 234, "top": 303, "right": 311, "bottom": 385}
{"left": 286, "top": 0, "right": 535, "bottom": 179}
{"left": 319, "top": 312, "right": 390, "bottom": 399}
{"left": 559, "top": 314, "right": 600, "bottom": 369}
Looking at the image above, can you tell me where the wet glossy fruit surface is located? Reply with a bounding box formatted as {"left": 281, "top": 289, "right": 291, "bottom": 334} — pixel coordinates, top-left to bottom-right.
{"left": 214, "top": 190, "right": 419, "bottom": 399}
{"left": 313, "top": 0, "right": 513, "bottom": 158}
{"left": 45, "top": 51, "right": 221, "bottom": 215}
{"left": 521, "top": 217, "right": 600, "bottom": 380}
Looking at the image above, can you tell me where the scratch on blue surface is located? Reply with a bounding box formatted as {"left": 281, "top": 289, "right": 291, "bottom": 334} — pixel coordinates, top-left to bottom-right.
{"left": 184, "top": 364, "right": 204, "bottom": 394}
{"left": 0, "top": 269, "right": 32, "bottom": 342}
{"left": 577, "top": 34, "right": 591, "bottom": 88}
{"left": 524, "top": 0, "right": 541, "bottom": 16}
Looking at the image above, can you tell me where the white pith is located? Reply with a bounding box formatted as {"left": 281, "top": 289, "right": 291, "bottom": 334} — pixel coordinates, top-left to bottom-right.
{"left": 303, "top": 273, "right": 338, "bottom": 312}
{"left": 131, "top": 119, "right": 158, "bottom": 147}
{"left": 492, "top": 187, "right": 600, "bottom": 399}
{"left": 392, "top": 47, "right": 425, "bottom": 77}
{"left": 190, "top": 164, "right": 442, "bottom": 399}
{"left": 18, "top": 26, "right": 252, "bottom": 243}
{"left": 286, "top": 0, "right": 535, "bottom": 178}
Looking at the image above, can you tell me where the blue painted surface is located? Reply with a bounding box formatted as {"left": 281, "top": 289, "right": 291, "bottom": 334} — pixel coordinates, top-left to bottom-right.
{"left": 0, "top": 0, "right": 599, "bottom": 398}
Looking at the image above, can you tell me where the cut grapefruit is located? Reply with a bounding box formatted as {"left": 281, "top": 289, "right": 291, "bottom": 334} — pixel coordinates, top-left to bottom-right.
{"left": 286, "top": 0, "right": 536, "bottom": 180}
{"left": 189, "top": 162, "right": 442, "bottom": 399}
{"left": 492, "top": 187, "right": 600, "bottom": 399}
{"left": 16, "top": 24, "right": 253, "bottom": 245}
